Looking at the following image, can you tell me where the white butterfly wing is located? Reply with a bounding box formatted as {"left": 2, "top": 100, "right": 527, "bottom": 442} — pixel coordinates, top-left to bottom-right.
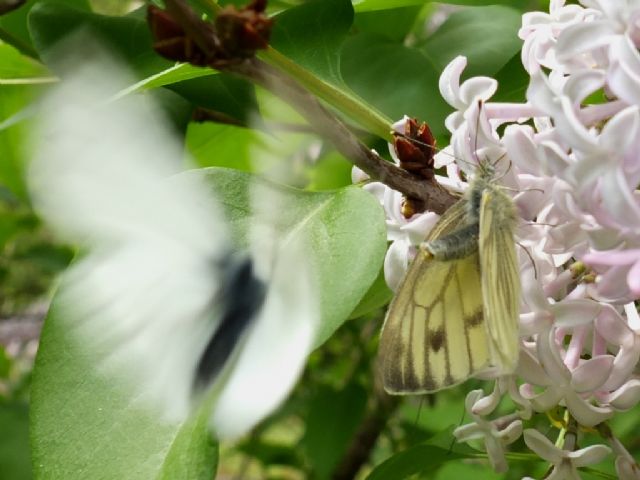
{"left": 30, "top": 48, "right": 319, "bottom": 438}
{"left": 30, "top": 54, "right": 230, "bottom": 420}
{"left": 206, "top": 180, "right": 319, "bottom": 438}
{"left": 213, "top": 235, "right": 318, "bottom": 439}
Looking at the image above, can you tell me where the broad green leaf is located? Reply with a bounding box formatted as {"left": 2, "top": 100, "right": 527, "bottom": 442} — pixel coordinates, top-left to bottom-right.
{"left": 31, "top": 167, "right": 385, "bottom": 479}
{"left": 0, "top": 402, "right": 31, "bottom": 480}
{"left": 342, "top": 5, "right": 522, "bottom": 135}
{"left": 270, "top": 0, "right": 353, "bottom": 85}
{"left": 0, "top": 346, "right": 10, "bottom": 377}
{"left": 348, "top": 266, "right": 392, "bottom": 319}
{"left": 354, "top": 6, "right": 422, "bottom": 43}
{"left": 266, "top": 0, "right": 392, "bottom": 138}
{"left": 420, "top": 6, "right": 522, "bottom": 79}
{"left": 201, "top": 168, "right": 387, "bottom": 345}
{"left": 353, "top": 0, "right": 429, "bottom": 12}
{"left": 30, "top": 300, "right": 218, "bottom": 480}
{"left": 352, "top": 0, "right": 538, "bottom": 11}
{"left": 435, "top": 0, "right": 543, "bottom": 7}
{"left": 492, "top": 53, "right": 529, "bottom": 103}
{"left": 29, "top": 3, "right": 166, "bottom": 78}
{"left": 186, "top": 122, "right": 314, "bottom": 175}
{"left": 341, "top": 33, "right": 449, "bottom": 136}
{"left": 0, "top": 84, "right": 34, "bottom": 200}
{"left": 302, "top": 383, "right": 368, "bottom": 479}
{"left": 114, "top": 64, "right": 215, "bottom": 94}
{"left": 0, "top": 42, "right": 50, "bottom": 81}
{"left": 0, "top": 0, "right": 90, "bottom": 57}
{"left": 434, "top": 462, "right": 503, "bottom": 480}
{"left": 237, "top": 439, "right": 301, "bottom": 469}
{"left": 28, "top": 3, "right": 258, "bottom": 125}
{"left": 307, "top": 150, "right": 354, "bottom": 191}
{"left": 366, "top": 442, "right": 464, "bottom": 480}
{"left": 169, "top": 74, "right": 258, "bottom": 127}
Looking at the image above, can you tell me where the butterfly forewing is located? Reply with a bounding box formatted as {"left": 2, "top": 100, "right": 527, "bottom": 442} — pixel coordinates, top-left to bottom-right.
{"left": 479, "top": 187, "right": 520, "bottom": 373}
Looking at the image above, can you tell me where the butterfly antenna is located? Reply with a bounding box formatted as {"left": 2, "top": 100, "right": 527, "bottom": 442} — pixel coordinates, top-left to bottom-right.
{"left": 414, "top": 397, "right": 425, "bottom": 426}
{"left": 516, "top": 241, "right": 538, "bottom": 279}
{"left": 472, "top": 100, "right": 484, "bottom": 171}
{"left": 446, "top": 404, "right": 467, "bottom": 455}
{"left": 492, "top": 154, "right": 511, "bottom": 183}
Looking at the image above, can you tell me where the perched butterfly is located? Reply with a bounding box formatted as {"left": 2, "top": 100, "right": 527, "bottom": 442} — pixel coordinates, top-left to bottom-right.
{"left": 28, "top": 44, "right": 318, "bottom": 439}
{"left": 378, "top": 158, "right": 520, "bottom": 393}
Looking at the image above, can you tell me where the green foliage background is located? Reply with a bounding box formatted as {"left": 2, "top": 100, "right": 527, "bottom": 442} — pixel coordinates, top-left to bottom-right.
{"left": 0, "top": 0, "right": 632, "bottom": 479}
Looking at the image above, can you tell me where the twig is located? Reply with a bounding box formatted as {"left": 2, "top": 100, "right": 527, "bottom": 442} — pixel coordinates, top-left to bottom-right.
{"left": 160, "top": 0, "right": 457, "bottom": 214}
{"left": 331, "top": 387, "right": 399, "bottom": 480}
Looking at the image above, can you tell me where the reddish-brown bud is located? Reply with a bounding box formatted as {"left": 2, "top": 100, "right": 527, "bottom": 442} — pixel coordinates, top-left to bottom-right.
{"left": 215, "top": 1, "right": 273, "bottom": 59}
{"left": 393, "top": 118, "right": 436, "bottom": 181}
{"left": 392, "top": 118, "right": 437, "bottom": 218}
{"left": 147, "top": 5, "right": 213, "bottom": 66}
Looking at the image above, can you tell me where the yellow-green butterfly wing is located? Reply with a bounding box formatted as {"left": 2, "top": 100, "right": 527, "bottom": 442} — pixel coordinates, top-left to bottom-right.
{"left": 379, "top": 169, "right": 521, "bottom": 394}
{"left": 379, "top": 200, "right": 492, "bottom": 393}
{"left": 478, "top": 186, "right": 520, "bottom": 372}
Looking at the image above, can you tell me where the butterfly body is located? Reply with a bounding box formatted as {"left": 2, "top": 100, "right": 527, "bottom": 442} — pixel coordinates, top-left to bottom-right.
{"left": 379, "top": 164, "right": 520, "bottom": 394}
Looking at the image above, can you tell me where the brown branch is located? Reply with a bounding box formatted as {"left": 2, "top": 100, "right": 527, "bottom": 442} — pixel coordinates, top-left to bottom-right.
{"left": 331, "top": 388, "right": 399, "bottom": 479}
{"left": 157, "top": 0, "right": 457, "bottom": 215}
{"left": 229, "top": 58, "right": 456, "bottom": 214}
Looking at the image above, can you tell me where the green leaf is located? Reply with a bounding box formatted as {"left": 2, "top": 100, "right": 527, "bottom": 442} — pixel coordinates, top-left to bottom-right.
{"left": 0, "top": 84, "right": 34, "bottom": 200}
{"left": 307, "top": 150, "right": 354, "bottom": 191}
{"left": 0, "top": 0, "right": 90, "bottom": 57}
{"left": 434, "top": 462, "right": 504, "bottom": 480}
{"left": 0, "top": 42, "right": 50, "bottom": 81}
{"left": 348, "top": 265, "right": 392, "bottom": 319}
{"left": 30, "top": 167, "right": 385, "bottom": 478}
{"left": 28, "top": 3, "right": 258, "bottom": 125}
{"left": 420, "top": 6, "right": 522, "bottom": 79}
{"left": 201, "top": 168, "right": 387, "bottom": 345}
{"left": 238, "top": 439, "right": 302, "bottom": 469}
{"left": 353, "top": 0, "right": 537, "bottom": 11}
{"left": 186, "top": 122, "right": 314, "bottom": 174}
{"left": 0, "top": 346, "right": 10, "bottom": 377}
{"left": 341, "top": 33, "right": 449, "bottom": 136}
{"left": 266, "top": 0, "right": 392, "bottom": 138}
{"left": 169, "top": 74, "right": 258, "bottom": 127}
{"left": 113, "top": 63, "right": 215, "bottom": 93}
{"left": 29, "top": 3, "right": 166, "bottom": 78}
{"left": 302, "top": 383, "right": 368, "bottom": 479}
{"left": 0, "top": 402, "right": 31, "bottom": 480}
{"left": 342, "top": 5, "right": 522, "bottom": 134}
{"left": 354, "top": 6, "right": 422, "bottom": 43}
{"left": 31, "top": 299, "right": 218, "bottom": 480}
{"left": 366, "top": 441, "right": 464, "bottom": 480}
{"left": 270, "top": 0, "right": 353, "bottom": 85}
{"left": 492, "top": 53, "right": 529, "bottom": 103}
{"left": 353, "top": 0, "right": 428, "bottom": 12}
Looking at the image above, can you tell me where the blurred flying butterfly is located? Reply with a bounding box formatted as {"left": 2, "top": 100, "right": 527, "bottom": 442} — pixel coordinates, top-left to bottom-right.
{"left": 28, "top": 45, "right": 318, "bottom": 439}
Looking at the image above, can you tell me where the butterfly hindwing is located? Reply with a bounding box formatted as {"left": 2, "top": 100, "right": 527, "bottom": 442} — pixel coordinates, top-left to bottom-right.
{"left": 380, "top": 164, "right": 522, "bottom": 394}
{"left": 380, "top": 200, "right": 491, "bottom": 393}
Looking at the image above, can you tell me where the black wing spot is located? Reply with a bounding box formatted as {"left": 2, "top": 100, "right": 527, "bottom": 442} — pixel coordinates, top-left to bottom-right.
{"left": 193, "top": 254, "right": 267, "bottom": 392}
{"left": 430, "top": 327, "right": 445, "bottom": 352}
{"left": 467, "top": 310, "right": 483, "bottom": 327}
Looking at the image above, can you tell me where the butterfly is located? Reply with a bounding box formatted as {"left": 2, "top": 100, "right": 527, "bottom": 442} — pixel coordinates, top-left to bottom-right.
{"left": 378, "top": 158, "right": 520, "bottom": 394}
{"left": 28, "top": 44, "right": 319, "bottom": 439}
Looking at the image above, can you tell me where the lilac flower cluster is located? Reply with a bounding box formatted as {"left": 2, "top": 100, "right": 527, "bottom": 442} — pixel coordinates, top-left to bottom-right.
{"left": 357, "top": 1, "right": 640, "bottom": 477}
